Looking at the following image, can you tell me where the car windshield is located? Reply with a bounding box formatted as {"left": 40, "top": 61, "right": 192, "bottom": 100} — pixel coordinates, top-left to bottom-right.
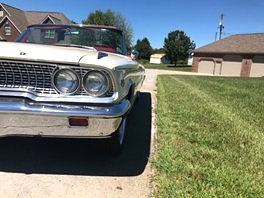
{"left": 15, "top": 25, "right": 126, "bottom": 55}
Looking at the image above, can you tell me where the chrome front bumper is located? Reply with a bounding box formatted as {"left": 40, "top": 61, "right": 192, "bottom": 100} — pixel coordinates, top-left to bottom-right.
{"left": 0, "top": 97, "right": 131, "bottom": 138}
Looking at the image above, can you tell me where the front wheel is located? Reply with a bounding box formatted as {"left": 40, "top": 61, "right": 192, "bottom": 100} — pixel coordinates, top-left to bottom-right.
{"left": 92, "top": 117, "right": 127, "bottom": 155}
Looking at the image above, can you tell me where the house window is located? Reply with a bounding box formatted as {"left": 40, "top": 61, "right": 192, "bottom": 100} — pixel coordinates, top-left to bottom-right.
{"left": 44, "top": 30, "right": 55, "bottom": 38}
{"left": 5, "top": 24, "right": 11, "bottom": 35}
{"left": 0, "top": 7, "right": 3, "bottom": 17}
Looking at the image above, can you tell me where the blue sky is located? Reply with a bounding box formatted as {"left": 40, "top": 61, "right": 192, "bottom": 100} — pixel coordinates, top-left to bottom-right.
{"left": 3, "top": 0, "right": 264, "bottom": 49}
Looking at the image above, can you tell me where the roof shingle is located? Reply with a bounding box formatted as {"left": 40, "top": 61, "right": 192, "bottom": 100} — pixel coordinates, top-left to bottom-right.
{"left": 24, "top": 11, "right": 71, "bottom": 25}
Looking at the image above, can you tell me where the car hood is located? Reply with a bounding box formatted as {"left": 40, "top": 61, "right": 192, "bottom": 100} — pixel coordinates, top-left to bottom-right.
{"left": 0, "top": 42, "right": 136, "bottom": 68}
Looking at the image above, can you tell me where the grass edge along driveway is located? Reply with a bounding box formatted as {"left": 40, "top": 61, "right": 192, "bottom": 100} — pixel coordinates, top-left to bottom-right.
{"left": 153, "top": 75, "right": 264, "bottom": 198}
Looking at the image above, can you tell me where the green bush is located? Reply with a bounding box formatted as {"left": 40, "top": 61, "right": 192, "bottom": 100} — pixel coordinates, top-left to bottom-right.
{"left": 177, "top": 59, "right": 187, "bottom": 65}
{"left": 138, "top": 59, "right": 149, "bottom": 64}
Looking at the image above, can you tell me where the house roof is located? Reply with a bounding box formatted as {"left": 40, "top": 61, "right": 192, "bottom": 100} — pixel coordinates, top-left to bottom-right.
{"left": 0, "top": 3, "right": 28, "bottom": 32}
{"left": 0, "top": 3, "right": 72, "bottom": 32}
{"left": 150, "top": 53, "right": 165, "bottom": 58}
{"left": 24, "top": 11, "right": 72, "bottom": 25}
{"left": 193, "top": 33, "right": 264, "bottom": 54}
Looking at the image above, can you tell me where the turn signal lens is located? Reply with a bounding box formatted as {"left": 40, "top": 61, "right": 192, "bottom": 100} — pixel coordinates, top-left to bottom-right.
{"left": 68, "top": 117, "right": 88, "bottom": 126}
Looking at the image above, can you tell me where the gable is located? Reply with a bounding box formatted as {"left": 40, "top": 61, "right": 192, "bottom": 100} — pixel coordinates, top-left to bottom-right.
{"left": 0, "top": 4, "right": 11, "bottom": 18}
{"left": 40, "top": 15, "right": 62, "bottom": 24}
{"left": 0, "top": 17, "right": 21, "bottom": 41}
{"left": 0, "top": 15, "right": 21, "bottom": 33}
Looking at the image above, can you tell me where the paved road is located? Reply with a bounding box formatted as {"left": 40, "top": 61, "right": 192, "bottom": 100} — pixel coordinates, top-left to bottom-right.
{"left": 0, "top": 69, "right": 203, "bottom": 198}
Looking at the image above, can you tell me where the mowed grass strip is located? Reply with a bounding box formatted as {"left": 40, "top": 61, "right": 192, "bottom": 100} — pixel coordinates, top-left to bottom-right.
{"left": 153, "top": 75, "right": 264, "bottom": 198}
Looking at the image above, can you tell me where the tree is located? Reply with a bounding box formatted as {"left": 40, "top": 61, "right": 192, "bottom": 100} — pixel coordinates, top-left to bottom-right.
{"left": 164, "top": 30, "right": 195, "bottom": 66}
{"left": 82, "top": 9, "right": 133, "bottom": 50}
{"left": 71, "top": 20, "right": 77, "bottom": 24}
{"left": 153, "top": 47, "right": 165, "bottom": 54}
{"left": 134, "top": 37, "right": 153, "bottom": 60}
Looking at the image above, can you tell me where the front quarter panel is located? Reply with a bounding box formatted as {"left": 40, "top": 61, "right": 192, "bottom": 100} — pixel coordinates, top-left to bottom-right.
{"left": 79, "top": 53, "right": 145, "bottom": 104}
{"left": 112, "top": 63, "right": 145, "bottom": 103}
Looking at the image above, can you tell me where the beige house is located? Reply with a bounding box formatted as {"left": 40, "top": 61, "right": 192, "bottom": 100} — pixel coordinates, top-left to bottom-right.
{"left": 192, "top": 33, "right": 264, "bottom": 77}
{"left": 0, "top": 2, "right": 72, "bottom": 42}
{"left": 150, "top": 54, "right": 170, "bottom": 64}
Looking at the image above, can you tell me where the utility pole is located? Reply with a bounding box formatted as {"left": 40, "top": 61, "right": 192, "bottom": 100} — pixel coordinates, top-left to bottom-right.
{"left": 219, "top": 14, "right": 224, "bottom": 40}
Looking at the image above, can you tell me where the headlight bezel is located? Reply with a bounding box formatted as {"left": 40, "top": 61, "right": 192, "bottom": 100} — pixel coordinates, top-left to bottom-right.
{"left": 52, "top": 68, "right": 80, "bottom": 95}
{"left": 83, "top": 70, "right": 111, "bottom": 97}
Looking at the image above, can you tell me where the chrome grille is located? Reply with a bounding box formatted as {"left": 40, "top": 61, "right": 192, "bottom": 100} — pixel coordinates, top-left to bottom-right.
{"left": 0, "top": 60, "right": 114, "bottom": 97}
{"left": 0, "top": 60, "right": 57, "bottom": 95}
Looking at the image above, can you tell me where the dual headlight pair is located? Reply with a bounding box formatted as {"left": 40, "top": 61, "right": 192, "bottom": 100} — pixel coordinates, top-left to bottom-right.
{"left": 53, "top": 69, "right": 110, "bottom": 96}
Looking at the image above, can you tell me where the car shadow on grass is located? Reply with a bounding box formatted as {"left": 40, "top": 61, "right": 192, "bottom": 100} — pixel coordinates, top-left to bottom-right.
{"left": 0, "top": 92, "right": 152, "bottom": 177}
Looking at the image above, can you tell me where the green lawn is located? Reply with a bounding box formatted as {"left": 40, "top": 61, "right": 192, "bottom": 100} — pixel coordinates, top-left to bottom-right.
{"left": 143, "top": 63, "right": 192, "bottom": 72}
{"left": 153, "top": 75, "right": 264, "bottom": 198}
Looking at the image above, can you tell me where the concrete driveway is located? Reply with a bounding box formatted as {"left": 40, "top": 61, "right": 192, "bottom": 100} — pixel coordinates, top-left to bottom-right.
{"left": 0, "top": 69, "right": 201, "bottom": 198}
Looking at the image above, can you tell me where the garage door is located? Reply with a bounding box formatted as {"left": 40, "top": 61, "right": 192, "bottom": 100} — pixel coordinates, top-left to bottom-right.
{"left": 198, "top": 59, "right": 214, "bottom": 74}
{"left": 221, "top": 55, "right": 242, "bottom": 76}
{"left": 250, "top": 56, "right": 264, "bottom": 77}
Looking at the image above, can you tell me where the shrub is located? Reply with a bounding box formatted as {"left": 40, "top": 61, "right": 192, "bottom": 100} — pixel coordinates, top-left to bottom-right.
{"left": 178, "top": 59, "right": 187, "bottom": 65}
{"left": 138, "top": 59, "right": 149, "bottom": 64}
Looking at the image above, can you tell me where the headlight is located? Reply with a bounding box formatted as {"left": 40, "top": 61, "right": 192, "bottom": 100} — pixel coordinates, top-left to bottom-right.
{"left": 53, "top": 69, "right": 80, "bottom": 94}
{"left": 83, "top": 71, "right": 110, "bottom": 96}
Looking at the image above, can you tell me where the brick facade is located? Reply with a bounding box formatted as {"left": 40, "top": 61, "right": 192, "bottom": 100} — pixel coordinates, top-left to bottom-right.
{"left": 240, "top": 59, "right": 252, "bottom": 77}
{"left": 0, "top": 19, "right": 20, "bottom": 41}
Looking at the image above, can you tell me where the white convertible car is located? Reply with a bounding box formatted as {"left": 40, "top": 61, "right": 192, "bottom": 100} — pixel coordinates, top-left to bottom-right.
{"left": 0, "top": 24, "right": 145, "bottom": 154}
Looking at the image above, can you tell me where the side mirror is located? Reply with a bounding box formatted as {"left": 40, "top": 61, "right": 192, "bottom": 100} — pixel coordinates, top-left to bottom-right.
{"left": 131, "top": 49, "right": 139, "bottom": 60}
